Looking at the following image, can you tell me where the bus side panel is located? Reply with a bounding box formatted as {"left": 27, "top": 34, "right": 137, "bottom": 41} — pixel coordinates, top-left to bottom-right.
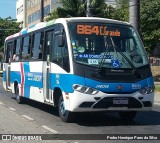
{"left": 10, "top": 62, "right": 21, "bottom": 93}
{"left": 49, "top": 63, "right": 85, "bottom": 110}
{"left": 3, "top": 63, "right": 7, "bottom": 90}
{"left": 29, "top": 86, "right": 44, "bottom": 102}
{"left": 49, "top": 63, "right": 85, "bottom": 92}
{"left": 24, "top": 61, "right": 44, "bottom": 102}
{"left": 10, "top": 61, "right": 44, "bottom": 103}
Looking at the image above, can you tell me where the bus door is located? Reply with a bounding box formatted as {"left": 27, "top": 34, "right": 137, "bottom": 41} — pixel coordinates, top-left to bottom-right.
{"left": 4, "top": 42, "right": 13, "bottom": 90}
{"left": 43, "top": 30, "right": 54, "bottom": 103}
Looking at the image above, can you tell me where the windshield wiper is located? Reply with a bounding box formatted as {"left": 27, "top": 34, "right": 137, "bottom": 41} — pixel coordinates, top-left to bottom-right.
{"left": 97, "top": 50, "right": 109, "bottom": 76}
{"left": 97, "top": 36, "right": 111, "bottom": 75}
{"left": 110, "top": 37, "right": 141, "bottom": 78}
{"left": 97, "top": 36, "right": 141, "bottom": 78}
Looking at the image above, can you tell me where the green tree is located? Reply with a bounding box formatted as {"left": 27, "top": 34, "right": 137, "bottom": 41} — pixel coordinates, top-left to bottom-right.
{"left": 140, "top": 0, "right": 160, "bottom": 54}
{"left": 0, "top": 17, "right": 20, "bottom": 54}
{"left": 45, "top": 10, "right": 59, "bottom": 21}
{"left": 113, "top": 0, "right": 160, "bottom": 55}
{"left": 112, "top": 0, "right": 129, "bottom": 21}
{"left": 45, "top": 0, "right": 86, "bottom": 21}
{"left": 54, "top": 0, "right": 86, "bottom": 19}
{"left": 45, "top": 0, "right": 115, "bottom": 21}
{"left": 89, "top": 0, "right": 114, "bottom": 18}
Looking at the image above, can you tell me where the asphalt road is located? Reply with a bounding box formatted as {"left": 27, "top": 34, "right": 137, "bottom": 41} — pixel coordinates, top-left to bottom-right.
{"left": 0, "top": 77, "right": 160, "bottom": 143}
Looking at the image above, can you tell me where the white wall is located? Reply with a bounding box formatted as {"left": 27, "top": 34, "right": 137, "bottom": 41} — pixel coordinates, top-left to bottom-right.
{"left": 16, "top": 0, "right": 26, "bottom": 28}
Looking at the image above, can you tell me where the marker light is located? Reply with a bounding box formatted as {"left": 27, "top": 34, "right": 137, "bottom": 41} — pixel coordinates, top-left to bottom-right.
{"left": 138, "top": 86, "right": 154, "bottom": 95}
{"left": 73, "top": 84, "right": 99, "bottom": 95}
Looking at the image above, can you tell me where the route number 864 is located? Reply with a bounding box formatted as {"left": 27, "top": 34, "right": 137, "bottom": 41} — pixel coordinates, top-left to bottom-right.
{"left": 77, "top": 25, "right": 99, "bottom": 35}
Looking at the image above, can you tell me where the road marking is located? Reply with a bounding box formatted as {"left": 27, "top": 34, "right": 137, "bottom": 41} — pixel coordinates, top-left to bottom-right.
{"left": 22, "top": 115, "right": 34, "bottom": 121}
{"left": 9, "top": 107, "right": 16, "bottom": 111}
{"left": 0, "top": 101, "right": 4, "bottom": 105}
{"left": 42, "top": 125, "right": 58, "bottom": 134}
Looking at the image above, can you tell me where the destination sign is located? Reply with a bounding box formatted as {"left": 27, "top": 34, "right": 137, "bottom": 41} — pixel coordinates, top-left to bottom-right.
{"left": 77, "top": 25, "right": 121, "bottom": 36}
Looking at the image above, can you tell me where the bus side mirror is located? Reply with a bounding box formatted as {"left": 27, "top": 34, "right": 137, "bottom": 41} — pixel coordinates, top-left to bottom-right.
{"left": 58, "top": 35, "right": 64, "bottom": 47}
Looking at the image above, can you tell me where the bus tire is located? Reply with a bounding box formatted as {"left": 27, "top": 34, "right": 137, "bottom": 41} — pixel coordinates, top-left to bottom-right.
{"left": 119, "top": 111, "right": 137, "bottom": 121}
{"left": 58, "top": 96, "right": 75, "bottom": 123}
{"left": 15, "top": 85, "right": 23, "bottom": 104}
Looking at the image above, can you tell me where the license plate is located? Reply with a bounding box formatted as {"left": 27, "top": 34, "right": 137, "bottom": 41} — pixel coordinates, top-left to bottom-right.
{"left": 113, "top": 98, "right": 128, "bottom": 104}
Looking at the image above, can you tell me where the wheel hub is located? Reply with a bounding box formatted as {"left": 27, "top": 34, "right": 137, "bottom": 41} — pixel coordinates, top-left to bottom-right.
{"left": 60, "top": 101, "right": 66, "bottom": 115}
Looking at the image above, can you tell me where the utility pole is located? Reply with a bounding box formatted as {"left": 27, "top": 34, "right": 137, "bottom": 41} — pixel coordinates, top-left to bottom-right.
{"left": 86, "top": 0, "right": 91, "bottom": 17}
{"left": 40, "top": 0, "right": 44, "bottom": 22}
{"left": 23, "top": 0, "right": 27, "bottom": 28}
{"left": 129, "top": 0, "right": 140, "bottom": 32}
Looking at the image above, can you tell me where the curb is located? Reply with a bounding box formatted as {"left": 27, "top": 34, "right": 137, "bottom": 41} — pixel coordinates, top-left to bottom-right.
{"left": 154, "top": 82, "right": 160, "bottom": 85}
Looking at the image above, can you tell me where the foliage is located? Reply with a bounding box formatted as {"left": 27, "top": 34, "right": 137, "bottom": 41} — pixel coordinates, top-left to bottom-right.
{"left": 112, "top": 0, "right": 160, "bottom": 55}
{"left": 0, "top": 17, "right": 20, "bottom": 56}
{"left": 45, "top": 10, "right": 59, "bottom": 21}
{"left": 45, "top": 0, "right": 115, "bottom": 21}
{"left": 112, "top": 0, "right": 129, "bottom": 22}
{"left": 155, "top": 85, "right": 160, "bottom": 93}
{"left": 89, "top": 0, "right": 114, "bottom": 18}
{"left": 140, "top": 0, "right": 160, "bottom": 53}
{"left": 57, "top": 0, "right": 86, "bottom": 18}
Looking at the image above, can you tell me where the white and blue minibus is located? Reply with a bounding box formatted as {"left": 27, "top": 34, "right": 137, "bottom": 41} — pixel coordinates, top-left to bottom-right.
{"left": 3, "top": 17, "right": 154, "bottom": 122}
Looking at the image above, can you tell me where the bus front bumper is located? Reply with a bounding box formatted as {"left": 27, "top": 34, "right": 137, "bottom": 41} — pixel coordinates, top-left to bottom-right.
{"left": 63, "top": 91, "right": 154, "bottom": 112}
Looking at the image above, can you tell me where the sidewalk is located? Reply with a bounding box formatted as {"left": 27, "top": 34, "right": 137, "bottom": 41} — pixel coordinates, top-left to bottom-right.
{"left": 154, "top": 81, "right": 160, "bottom": 104}
{"left": 154, "top": 92, "right": 160, "bottom": 105}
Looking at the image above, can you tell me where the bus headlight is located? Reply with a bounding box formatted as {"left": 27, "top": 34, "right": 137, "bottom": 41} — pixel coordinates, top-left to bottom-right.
{"left": 73, "top": 84, "right": 99, "bottom": 95}
{"left": 138, "top": 86, "right": 154, "bottom": 95}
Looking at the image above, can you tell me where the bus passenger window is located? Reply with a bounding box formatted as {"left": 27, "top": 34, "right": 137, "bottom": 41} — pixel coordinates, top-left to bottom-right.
{"left": 13, "top": 39, "right": 21, "bottom": 61}
{"left": 39, "top": 33, "right": 44, "bottom": 59}
{"left": 53, "top": 32, "right": 70, "bottom": 72}
{"left": 63, "top": 35, "right": 70, "bottom": 72}
{"left": 6, "top": 42, "right": 14, "bottom": 63}
{"left": 32, "top": 32, "right": 42, "bottom": 60}
{"left": 22, "top": 36, "right": 31, "bottom": 60}
{"left": 53, "top": 35, "right": 63, "bottom": 66}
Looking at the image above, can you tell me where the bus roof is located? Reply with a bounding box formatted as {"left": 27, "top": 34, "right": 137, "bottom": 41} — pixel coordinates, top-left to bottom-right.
{"left": 5, "top": 17, "right": 130, "bottom": 41}
{"left": 64, "top": 17, "right": 130, "bottom": 25}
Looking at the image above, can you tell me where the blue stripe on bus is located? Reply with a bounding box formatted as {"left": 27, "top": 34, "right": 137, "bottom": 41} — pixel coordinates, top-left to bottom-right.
{"left": 23, "top": 62, "right": 30, "bottom": 72}
{"left": 50, "top": 73, "right": 154, "bottom": 93}
{"left": 23, "top": 85, "right": 30, "bottom": 98}
{"left": 3, "top": 71, "right": 6, "bottom": 82}
{"left": 147, "top": 77, "right": 154, "bottom": 87}
{"left": 9, "top": 69, "right": 154, "bottom": 94}
{"left": 10, "top": 71, "right": 43, "bottom": 88}
{"left": 10, "top": 71, "right": 21, "bottom": 83}
{"left": 21, "top": 30, "right": 28, "bottom": 35}
{"left": 23, "top": 62, "right": 43, "bottom": 88}
{"left": 85, "top": 77, "right": 153, "bottom": 93}
{"left": 50, "top": 74, "right": 85, "bottom": 92}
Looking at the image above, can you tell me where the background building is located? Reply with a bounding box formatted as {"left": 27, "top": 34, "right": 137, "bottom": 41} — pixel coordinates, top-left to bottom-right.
{"left": 16, "top": 0, "right": 62, "bottom": 28}
{"left": 16, "top": 0, "right": 27, "bottom": 28}
{"left": 17, "top": 0, "right": 116, "bottom": 28}
{"left": 27, "top": 0, "right": 51, "bottom": 27}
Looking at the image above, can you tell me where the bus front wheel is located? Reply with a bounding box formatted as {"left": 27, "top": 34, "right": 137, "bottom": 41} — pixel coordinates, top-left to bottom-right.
{"left": 119, "top": 111, "right": 137, "bottom": 121}
{"left": 15, "top": 85, "right": 23, "bottom": 104}
{"left": 58, "top": 96, "right": 75, "bottom": 123}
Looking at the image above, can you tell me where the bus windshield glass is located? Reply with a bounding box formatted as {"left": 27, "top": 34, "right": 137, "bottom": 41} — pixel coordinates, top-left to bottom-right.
{"left": 68, "top": 22, "right": 148, "bottom": 69}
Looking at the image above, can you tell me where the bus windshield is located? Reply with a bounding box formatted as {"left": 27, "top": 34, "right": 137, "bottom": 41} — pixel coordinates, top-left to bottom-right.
{"left": 68, "top": 22, "right": 148, "bottom": 69}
